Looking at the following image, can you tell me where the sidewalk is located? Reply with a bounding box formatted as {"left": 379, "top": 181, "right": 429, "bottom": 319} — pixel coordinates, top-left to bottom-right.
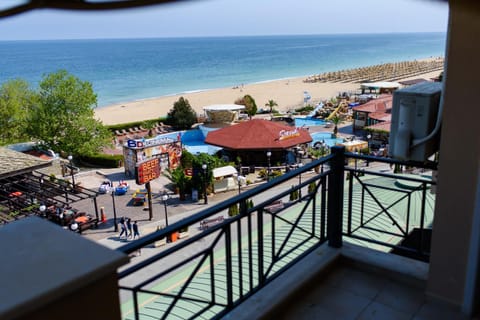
{"left": 72, "top": 167, "right": 257, "bottom": 249}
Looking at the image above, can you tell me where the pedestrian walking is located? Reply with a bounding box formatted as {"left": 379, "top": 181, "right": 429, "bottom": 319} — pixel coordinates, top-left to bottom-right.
{"left": 132, "top": 220, "right": 140, "bottom": 239}
{"left": 119, "top": 216, "right": 127, "bottom": 239}
{"left": 126, "top": 218, "right": 133, "bottom": 239}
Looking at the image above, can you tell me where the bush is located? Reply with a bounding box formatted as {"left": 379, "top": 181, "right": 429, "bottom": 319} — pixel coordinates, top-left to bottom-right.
{"left": 295, "top": 105, "right": 315, "bottom": 113}
{"left": 106, "top": 117, "right": 166, "bottom": 133}
{"left": 271, "top": 169, "right": 283, "bottom": 178}
{"left": 79, "top": 153, "right": 124, "bottom": 168}
{"left": 228, "top": 204, "right": 239, "bottom": 217}
{"left": 247, "top": 199, "right": 254, "bottom": 209}
{"left": 258, "top": 168, "right": 282, "bottom": 180}
{"left": 258, "top": 168, "right": 267, "bottom": 179}
{"left": 289, "top": 186, "right": 299, "bottom": 201}
{"left": 308, "top": 182, "right": 317, "bottom": 194}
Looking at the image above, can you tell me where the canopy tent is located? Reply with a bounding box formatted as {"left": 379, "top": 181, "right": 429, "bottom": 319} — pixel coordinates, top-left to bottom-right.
{"left": 212, "top": 165, "right": 238, "bottom": 193}
{"left": 203, "top": 104, "right": 245, "bottom": 124}
{"left": 212, "top": 165, "right": 238, "bottom": 178}
{"left": 360, "top": 81, "right": 401, "bottom": 94}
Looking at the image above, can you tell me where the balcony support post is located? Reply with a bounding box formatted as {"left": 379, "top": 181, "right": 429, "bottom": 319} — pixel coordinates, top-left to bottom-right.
{"left": 327, "top": 146, "right": 345, "bottom": 248}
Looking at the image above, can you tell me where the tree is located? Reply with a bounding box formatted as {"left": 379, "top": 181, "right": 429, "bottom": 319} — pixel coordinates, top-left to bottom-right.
{"left": 167, "top": 97, "right": 197, "bottom": 130}
{"left": 163, "top": 167, "right": 191, "bottom": 200}
{"left": 142, "top": 119, "right": 158, "bottom": 138}
{"left": 235, "top": 94, "right": 257, "bottom": 119}
{"left": 265, "top": 99, "right": 278, "bottom": 114}
{"left": 0, "top": 79, "right": 35, "bottom": 145}
{"left": 331, "top": 115, "right": 342, "bottom": 136}
{"left": 27, "top": 70, "right": 111, "bottom": 156}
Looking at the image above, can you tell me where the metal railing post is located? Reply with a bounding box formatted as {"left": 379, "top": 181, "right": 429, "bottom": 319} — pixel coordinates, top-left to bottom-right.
{"left": 327, "top": 146, "right": 345, "bottom": 248}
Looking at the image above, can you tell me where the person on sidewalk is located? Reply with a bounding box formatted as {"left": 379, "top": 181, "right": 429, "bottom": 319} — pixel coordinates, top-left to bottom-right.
{"left": 119, "top": 216, "right": 127, "bottom": 239}
{"left": 126, "top": 218, "right": 133, "bottom": 239}
{"left": 132, "top": 220, "right": 140, "bottom": 240}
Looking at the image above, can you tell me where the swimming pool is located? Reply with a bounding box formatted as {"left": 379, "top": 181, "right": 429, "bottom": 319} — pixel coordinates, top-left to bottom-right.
{"left": 295, "top": 117, "right": 327, "bottom": 127}
{"left": 310, "top": 132, "right": 344, "bottom": 147}
{"left": 181, "top": 128, "right": 222, "bottom": 155}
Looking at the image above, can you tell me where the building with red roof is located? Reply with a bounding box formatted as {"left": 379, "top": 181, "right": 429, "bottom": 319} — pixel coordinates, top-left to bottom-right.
{"left": 205, "top": 119, "right": 312, "bottom": 166}
{"left": 352, "top": 94, "right": 393, "bottom": 132}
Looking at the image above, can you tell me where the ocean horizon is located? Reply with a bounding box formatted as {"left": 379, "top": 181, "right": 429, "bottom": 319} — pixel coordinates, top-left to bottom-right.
{"left": 0, "top": 33, "right": 446, "bottom": 108}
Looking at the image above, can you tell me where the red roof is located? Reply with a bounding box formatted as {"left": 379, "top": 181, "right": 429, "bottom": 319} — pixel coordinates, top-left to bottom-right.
{"left": 368, "top": 111, "right": 391, "bottom": 121}
{"left": 365, "top": 121, "right": 391, "bottom": 132}
{"left": 353, "top": 95, "right": 393, "bottom": 113}
{"left": 205, "top": 119, "right": 312, "bottom": 150}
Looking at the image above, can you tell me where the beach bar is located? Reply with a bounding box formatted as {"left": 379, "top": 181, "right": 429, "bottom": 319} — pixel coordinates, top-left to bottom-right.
{"left": 205, "top": 119, "right": 312, "bottom": 166}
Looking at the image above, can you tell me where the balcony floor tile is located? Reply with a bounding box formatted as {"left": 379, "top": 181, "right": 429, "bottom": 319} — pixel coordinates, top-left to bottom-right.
{"left": 358, "top": 301, "right": 412, "bottom": 320}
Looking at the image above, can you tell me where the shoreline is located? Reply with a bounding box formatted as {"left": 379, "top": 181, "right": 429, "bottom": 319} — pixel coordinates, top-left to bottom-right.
{"left": 95, "top": 58, "right": 443, "bottom": 126}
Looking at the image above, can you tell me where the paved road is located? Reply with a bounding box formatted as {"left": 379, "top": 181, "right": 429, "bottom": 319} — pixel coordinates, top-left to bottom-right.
{"left": 72, "top": 167, "right": 267, "bottom": 245}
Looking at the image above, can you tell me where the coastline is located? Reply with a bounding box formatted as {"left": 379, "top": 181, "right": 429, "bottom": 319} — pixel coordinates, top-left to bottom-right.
{"left": 94, "top": 62, "right": 443, "bottom": 126}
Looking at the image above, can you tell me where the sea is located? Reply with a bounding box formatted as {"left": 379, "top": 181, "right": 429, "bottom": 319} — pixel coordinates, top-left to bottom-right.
{"left": 0, "top": 33, "right": 446, "bottom": 108}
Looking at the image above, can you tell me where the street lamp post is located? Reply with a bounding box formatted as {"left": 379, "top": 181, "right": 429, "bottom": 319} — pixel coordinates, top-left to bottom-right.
{"left": 266, "top": 151, "right": 271, "bottom": 181}
{"left": 162, "top": 192, "right": 169, "bottom": 226}
{"left": 202, "top": 163, "right": 208, "bottom": 204}
{"left": 237, "top": 175, "right": 242, "bottom": 195}
{"left": 366, "top": 134, "right": 372, "bottom": 167}
{"left": 67, "top": 155, "right": 76, "bottom": 191}
{"left": 39, "top": 204, "right": 46, "bottom": 217}
{"left": 298, "top": 162, "right": 304, "bottom": 201}
{"left": 111, "top": 187, "right": 118, "bottom": 232}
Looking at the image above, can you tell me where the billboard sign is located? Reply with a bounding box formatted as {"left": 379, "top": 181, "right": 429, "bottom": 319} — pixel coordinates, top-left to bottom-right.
{"left": 135, "top": 158, "right": 161, "bottom": 185}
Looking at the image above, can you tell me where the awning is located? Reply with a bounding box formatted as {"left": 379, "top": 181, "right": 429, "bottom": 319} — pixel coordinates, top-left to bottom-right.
{"left": 213, "top": 165, "right": 238, "bottom": 178}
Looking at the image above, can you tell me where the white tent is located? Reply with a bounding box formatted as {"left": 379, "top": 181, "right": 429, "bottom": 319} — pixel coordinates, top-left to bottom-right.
{"left": 213, "top": 165, "right": 238, "bottom": 178}
{"left": 360, "top": 81, "right": 401, "bottom": 90}
{"left": 212, "top": 165, "right": 238, "bottom": 193}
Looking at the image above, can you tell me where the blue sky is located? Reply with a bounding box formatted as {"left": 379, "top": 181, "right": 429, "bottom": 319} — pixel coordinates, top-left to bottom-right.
{"left": 0, "top": 0, "right": 448, "bottom": 40}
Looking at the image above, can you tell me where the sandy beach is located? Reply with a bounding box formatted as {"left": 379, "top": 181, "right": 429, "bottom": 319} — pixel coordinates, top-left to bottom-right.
{"left": 95, "top": 68, "right": 442, "bottom": 126}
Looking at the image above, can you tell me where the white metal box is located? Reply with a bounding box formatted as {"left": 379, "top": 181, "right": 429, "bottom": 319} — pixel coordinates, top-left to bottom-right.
{"left": 389, "top": 82, "right": 442, "bottom": 161}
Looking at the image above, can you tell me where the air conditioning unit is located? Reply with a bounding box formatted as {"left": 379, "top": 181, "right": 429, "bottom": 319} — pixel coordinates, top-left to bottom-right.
{"left": 389, "top": 82, "right": 443, "bottom": 161}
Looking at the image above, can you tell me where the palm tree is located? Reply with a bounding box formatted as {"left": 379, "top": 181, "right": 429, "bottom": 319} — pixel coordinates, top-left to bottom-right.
{"left": 331, "top": 115, "right": 342, "bottom": 136}
{"left": 163, "top": 167, "right": 189, "bottom": 200}
{"left": 265, "top": 99, "right": 278, "bottom": 114}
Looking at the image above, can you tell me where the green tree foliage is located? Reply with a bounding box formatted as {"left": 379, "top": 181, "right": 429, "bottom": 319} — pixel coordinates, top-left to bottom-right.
{"left": 26, "top": 70, "right": 111, "bottom": 156}
{"left": 235, "top": 94, "right": 257, "bottom": 118}
{"left": 331, "top": 115, "right": 342, "bottom": 136}
{"left": 180, "top": 149, "right": 195, "bottom": 169}
{"left": 163, "top": 167, "right": 191, "bottom": 199}
{"left": 0, "top": 79, "right": 35, "bottom": 145}
{"left": 228, "top": 204, "right": 239, "bottom": 217}
{"left": 167, "top": 97, "right": 197, "bottom": 130}
{"left": 289, "top": 186, "right": 299, "bottom": 201}
{"left": 308, "top": 182, "right": 317, "bottom": 194}
{"left": 265, "top": 99, "right": 278, "bottom": 114}
{"left": 142, "top": 119, "right": 158, "bottom": 138}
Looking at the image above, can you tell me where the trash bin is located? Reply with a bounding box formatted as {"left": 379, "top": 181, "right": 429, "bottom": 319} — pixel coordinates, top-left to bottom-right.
{"left": 169, "top": 231, "right": 179, "bottom": 243}
{"left": 192, "top": 189, "right": 198, "bottom": 202}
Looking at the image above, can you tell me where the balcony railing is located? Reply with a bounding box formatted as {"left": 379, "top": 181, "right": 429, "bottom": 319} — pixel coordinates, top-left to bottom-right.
{"left": 116, "top": 146, "right": 437, "bottom": 320}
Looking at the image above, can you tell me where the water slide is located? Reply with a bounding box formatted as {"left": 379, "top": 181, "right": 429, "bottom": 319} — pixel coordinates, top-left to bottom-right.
{"left": 307, "top": 102, "right": 324, "bottom": 118}
{"left": 326, "top": 102, "right": 347, "bottom": 121}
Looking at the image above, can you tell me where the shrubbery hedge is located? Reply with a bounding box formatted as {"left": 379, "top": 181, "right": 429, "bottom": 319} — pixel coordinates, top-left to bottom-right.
{"left": 79, "top": 153, "right": 124, "bottom": 168}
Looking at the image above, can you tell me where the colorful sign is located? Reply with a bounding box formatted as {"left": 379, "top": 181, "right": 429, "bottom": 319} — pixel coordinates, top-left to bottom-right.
{"left": 279, "top": 128, "right": 301, "bottom": 141}
{"left": 135, "top": 158, "right": 161, "bottom": 185}
{"left": 127, "top": 136, "right": 175, "bottom": 149}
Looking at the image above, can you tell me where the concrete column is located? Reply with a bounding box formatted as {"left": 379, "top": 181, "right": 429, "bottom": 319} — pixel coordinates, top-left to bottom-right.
{"left": 427, "top": 1, "right": 480, "bottom": 315}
